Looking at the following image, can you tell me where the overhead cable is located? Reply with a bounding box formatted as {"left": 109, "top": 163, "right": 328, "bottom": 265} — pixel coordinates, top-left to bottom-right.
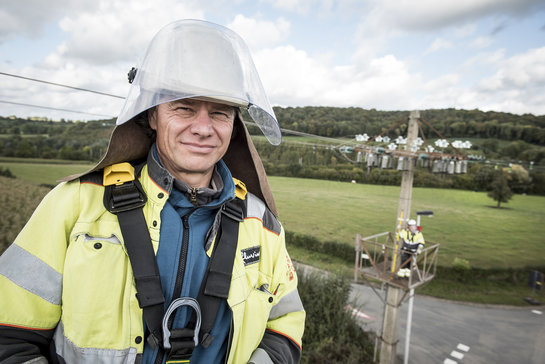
{"left": 0, "top": 100, "right": 115, "bottom": 118}
{"left": 0, "top": 71, "right": 125, "bottom": 99}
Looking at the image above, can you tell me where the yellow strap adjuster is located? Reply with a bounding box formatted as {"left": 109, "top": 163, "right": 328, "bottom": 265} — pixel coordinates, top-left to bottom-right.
{"left": 232, "top": 178, "right": 247, "bottom": 200}
{"left": 103, "top": 163, "right": 135, "bottom": 186}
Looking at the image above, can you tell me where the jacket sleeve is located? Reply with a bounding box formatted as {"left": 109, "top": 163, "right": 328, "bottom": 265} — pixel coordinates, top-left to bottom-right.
{"left": 250, "top": 227, "right": 305, "bottom": 364}
{"left": 0, "top": 326, "right": 54, "bottom": 364}
{"left": 0, "top": 181, "right": 79, "bottom": 363}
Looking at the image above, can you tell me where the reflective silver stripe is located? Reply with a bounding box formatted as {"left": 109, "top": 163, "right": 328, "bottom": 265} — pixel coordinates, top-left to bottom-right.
{"left": 54, "top": 321, "right": 137, "bottom": 364}
{"left": 246, "top": 193, "right": 266, "bottom": 219}
{"left": 23, "top": 358, "right": 48, "bottom": 364}
{"left": 269, "top": 289, "right": 304, "bottom": 320}
{"left": 248, "top": 348, "right": 274, "bottom": 364}
{"left": 0, "top": 244, "right": 62, "bottom": 305}
{"left": 246, "top": 193, "right": 281, "bottom": 234}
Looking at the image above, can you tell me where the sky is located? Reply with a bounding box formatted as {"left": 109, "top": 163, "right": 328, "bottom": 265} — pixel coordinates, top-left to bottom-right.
{"left": 1, "top": 0, "right": 545, "bottom": 122}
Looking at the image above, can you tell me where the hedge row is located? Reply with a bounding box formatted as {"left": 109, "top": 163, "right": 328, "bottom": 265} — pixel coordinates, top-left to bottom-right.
{"left": 286, "top": 231, "right": 355, "bottom": 263}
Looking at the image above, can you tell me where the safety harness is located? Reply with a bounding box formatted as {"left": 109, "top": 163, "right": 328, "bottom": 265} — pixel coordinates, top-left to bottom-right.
{"left": 102, "top": 162, "right": 245, "bottom": 363}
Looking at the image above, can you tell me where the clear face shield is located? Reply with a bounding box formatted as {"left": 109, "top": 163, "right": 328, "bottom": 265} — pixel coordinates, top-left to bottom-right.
{"left": 116, "top": 19, "right": 281, "bottom": 145}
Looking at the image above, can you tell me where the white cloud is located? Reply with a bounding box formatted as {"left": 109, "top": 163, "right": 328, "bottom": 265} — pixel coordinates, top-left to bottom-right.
{"left": 0, "top": 0, "right": 99, "bottom": 42}
{"left": 425, "top": 38, "right": 454, "bottom": 54}
{"left": 423, "top": 74, "right": 461, "bottom": 91}
{"left": 479, "top": 46, "right": 545, "bottom": 90}
{"left": 364, "top": 0, "right": 545, "bottom": 32}
{"left": 255, "top": 46, "right": 419, "bottom": 110}
{"left": 459, "top": 47, "right": 545, "bottom": 114}
{"left": 55, "top": 0, "right": 204, "bottom": 65}
{"left": 464, "top": 49, "right": 506, "bottom": 67}
{"left": 453, "top": 23, "right": 477, "bottom": 38}
{"left": 228, "top": 15, "right": 291, "bottom": 50}
{"left": 470, "top": 36, "right": 493, "bottom": 49}
{"left": 261, "top": 0, "right": 334, "bottom": 15}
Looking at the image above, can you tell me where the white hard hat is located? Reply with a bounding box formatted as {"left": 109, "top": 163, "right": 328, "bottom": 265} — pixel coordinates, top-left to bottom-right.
{"left": 408, "top": 219, "right": 417, "bottom": 226}
{"left": 116, "top": 19, "right": 281, "bottom": 145}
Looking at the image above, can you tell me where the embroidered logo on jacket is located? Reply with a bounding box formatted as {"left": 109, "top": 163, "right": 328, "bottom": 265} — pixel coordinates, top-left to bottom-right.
{"left": 241, "top": 246, "right": 260, "bottom": 266}
{"left": 286, "top": 254, "right": 296, "bottom": 281}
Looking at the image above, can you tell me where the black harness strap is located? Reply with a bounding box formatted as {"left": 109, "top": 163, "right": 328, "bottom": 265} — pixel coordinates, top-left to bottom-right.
{"left": 103, "top": 168, "right": 166, "bottom": 349}
{"left": 193, "top": 198, "right": 244, "bottom": 349}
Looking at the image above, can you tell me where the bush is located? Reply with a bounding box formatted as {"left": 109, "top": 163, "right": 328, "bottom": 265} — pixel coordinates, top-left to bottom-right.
{"left": 433, "top": 264, "right": 545, "bottom": 285}
{"left": 452, "top": 257, "right": 471, "bottom": 271}
{"left": 298, "top": 271, "right": 375, "bottom": 363}
{"left": 286, "top": 231, "right": 354, "bottom": 263}
{"left": 0, "top": 167, "right": 15, "bottom": 178}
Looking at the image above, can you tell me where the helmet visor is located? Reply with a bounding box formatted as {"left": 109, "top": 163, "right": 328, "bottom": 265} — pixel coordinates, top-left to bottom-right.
{"left": 117, "top": 19, "right": 281, "bottom": 145}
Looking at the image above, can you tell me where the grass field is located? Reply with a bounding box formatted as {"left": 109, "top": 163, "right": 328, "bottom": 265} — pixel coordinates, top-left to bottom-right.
{"left": 2, "top": 161, "right": 544, "bottom": 304}
{"left": 270, "top": 176, "right": 545, "bottom": 269}
{"left": 0, "top": 159, "right": 92, "bottom": 185}
{"left": 2, "top": 159, "right": 543, "bottom": 270}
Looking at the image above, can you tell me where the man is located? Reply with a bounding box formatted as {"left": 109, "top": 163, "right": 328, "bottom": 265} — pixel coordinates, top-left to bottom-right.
{"left": 397, "top": 219, "right": 425, "bottom": 278}
{"left": 0, "top": 20, "right": 305, "bottom": 364}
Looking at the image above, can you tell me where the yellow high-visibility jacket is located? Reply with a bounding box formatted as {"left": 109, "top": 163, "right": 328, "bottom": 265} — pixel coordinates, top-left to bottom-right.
{"left": 0, "top": 164, "right": 305, "bottom": 364}
{"left": 399, "top": 229, "right": 425, "bottom": 251}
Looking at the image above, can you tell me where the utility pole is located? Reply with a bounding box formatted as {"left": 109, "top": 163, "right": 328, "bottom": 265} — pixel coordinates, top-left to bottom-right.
{"left": 379, "top": 110, "right": 420, "bottom": 364}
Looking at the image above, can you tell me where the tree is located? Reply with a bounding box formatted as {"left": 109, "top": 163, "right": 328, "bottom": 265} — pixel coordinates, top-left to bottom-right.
{"left": 487, "top": 171, "right": 513, "bottom": 208}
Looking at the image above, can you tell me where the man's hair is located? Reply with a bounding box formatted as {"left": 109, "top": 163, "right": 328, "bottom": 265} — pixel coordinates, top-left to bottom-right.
{"left": 134, "top": 108, "right": 157, "bottom": 142}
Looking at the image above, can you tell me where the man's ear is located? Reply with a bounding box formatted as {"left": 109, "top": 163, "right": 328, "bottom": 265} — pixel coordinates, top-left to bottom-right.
{"left": 148, "top": 107, "right": 158, "bottom": 130}
{"left": 231, "top": 109, "right": 241, "bottom": 140}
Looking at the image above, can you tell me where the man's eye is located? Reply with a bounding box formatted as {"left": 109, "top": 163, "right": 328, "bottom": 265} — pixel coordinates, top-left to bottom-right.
{"left": 211, "top": 111, "right": 234, "bottom": 121}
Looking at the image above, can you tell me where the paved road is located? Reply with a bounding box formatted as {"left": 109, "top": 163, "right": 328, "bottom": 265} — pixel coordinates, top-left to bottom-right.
{"left": 349, "top": 283, "right": 545, "bottom": 363}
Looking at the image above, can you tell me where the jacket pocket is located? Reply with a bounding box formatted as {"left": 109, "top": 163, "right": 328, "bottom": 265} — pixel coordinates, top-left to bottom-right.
{"left": 62, "top": 233, "right": 132, "bottom": 348}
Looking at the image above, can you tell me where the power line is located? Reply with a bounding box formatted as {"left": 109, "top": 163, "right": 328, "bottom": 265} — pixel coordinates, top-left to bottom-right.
{"left": 0, "top": 100, "right": 115, "bottom": 118}
{"left": 0, "top": 71, "right": 125, "bottom": 99}
{"left": 2, "top": 71, "right": 357, "bottom": 145}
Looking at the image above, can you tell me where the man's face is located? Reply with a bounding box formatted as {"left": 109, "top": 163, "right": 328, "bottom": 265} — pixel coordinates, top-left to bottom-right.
{"left": 149, "top": 98, "right": 235, "bottom": 187}
{"left": 408, "top": 225, "right": 417, "bottom": 233}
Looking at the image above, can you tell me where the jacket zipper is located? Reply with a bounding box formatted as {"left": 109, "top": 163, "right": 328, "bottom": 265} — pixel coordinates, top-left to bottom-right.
{"left": 153, "top": 211, "right": 194, "bottom": 364}
{"left": 173, "top": 213, "right": 192, "bottom": 300}
{"left": 189, "top": 187, "right": 198, "bottom": 206}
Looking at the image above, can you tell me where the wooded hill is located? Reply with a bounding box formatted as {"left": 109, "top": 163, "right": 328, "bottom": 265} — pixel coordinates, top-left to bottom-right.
{"left": 2, "top": 106, "right": 545, "bottom": 160}
{"left": 272, "top": 106, "right": 545, "bottom": 144}
{"left": 1, "top": 107, "right": 545, "bottom": 195}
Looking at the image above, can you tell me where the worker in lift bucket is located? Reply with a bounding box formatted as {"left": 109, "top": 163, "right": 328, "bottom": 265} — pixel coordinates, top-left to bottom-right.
{"left": 397, "top": 219, "right": 425, "bottom": 278}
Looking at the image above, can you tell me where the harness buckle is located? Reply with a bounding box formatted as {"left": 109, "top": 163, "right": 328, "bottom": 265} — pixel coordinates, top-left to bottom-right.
{"left": 221, "top": 199, "right": 244, "bottom": 222}
{"left": 146, "top": 333, "right": 161, "bottom": 350}
{"left": 162, "top": 298, "right": 202, "bottom": 362}
{"left": 104, "top": 180, "right": 147, "bottom": 213}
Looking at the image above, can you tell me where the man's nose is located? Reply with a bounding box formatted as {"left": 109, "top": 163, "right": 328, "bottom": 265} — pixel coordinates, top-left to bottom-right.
{"left": 190, "top": 108, "right": 214, "bottom": 135}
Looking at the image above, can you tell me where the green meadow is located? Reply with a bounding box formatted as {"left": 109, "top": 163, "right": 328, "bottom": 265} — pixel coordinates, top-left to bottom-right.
{"left": 3, "top": 159, "right": 543, "bottom": 271}
{"left": 2, "top": 159, "right": 544, "bottom": 305}
{"left": 0, "top": 158, "right": 92, "bottom": 185}
{"left": 270, "top": 176, "right": 545, "bottom": 270}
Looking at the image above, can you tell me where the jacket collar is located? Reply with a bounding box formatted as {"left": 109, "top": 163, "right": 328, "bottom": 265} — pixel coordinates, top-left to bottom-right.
{"left": 147, "top": 143, "right": 231, "bottom": 207}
